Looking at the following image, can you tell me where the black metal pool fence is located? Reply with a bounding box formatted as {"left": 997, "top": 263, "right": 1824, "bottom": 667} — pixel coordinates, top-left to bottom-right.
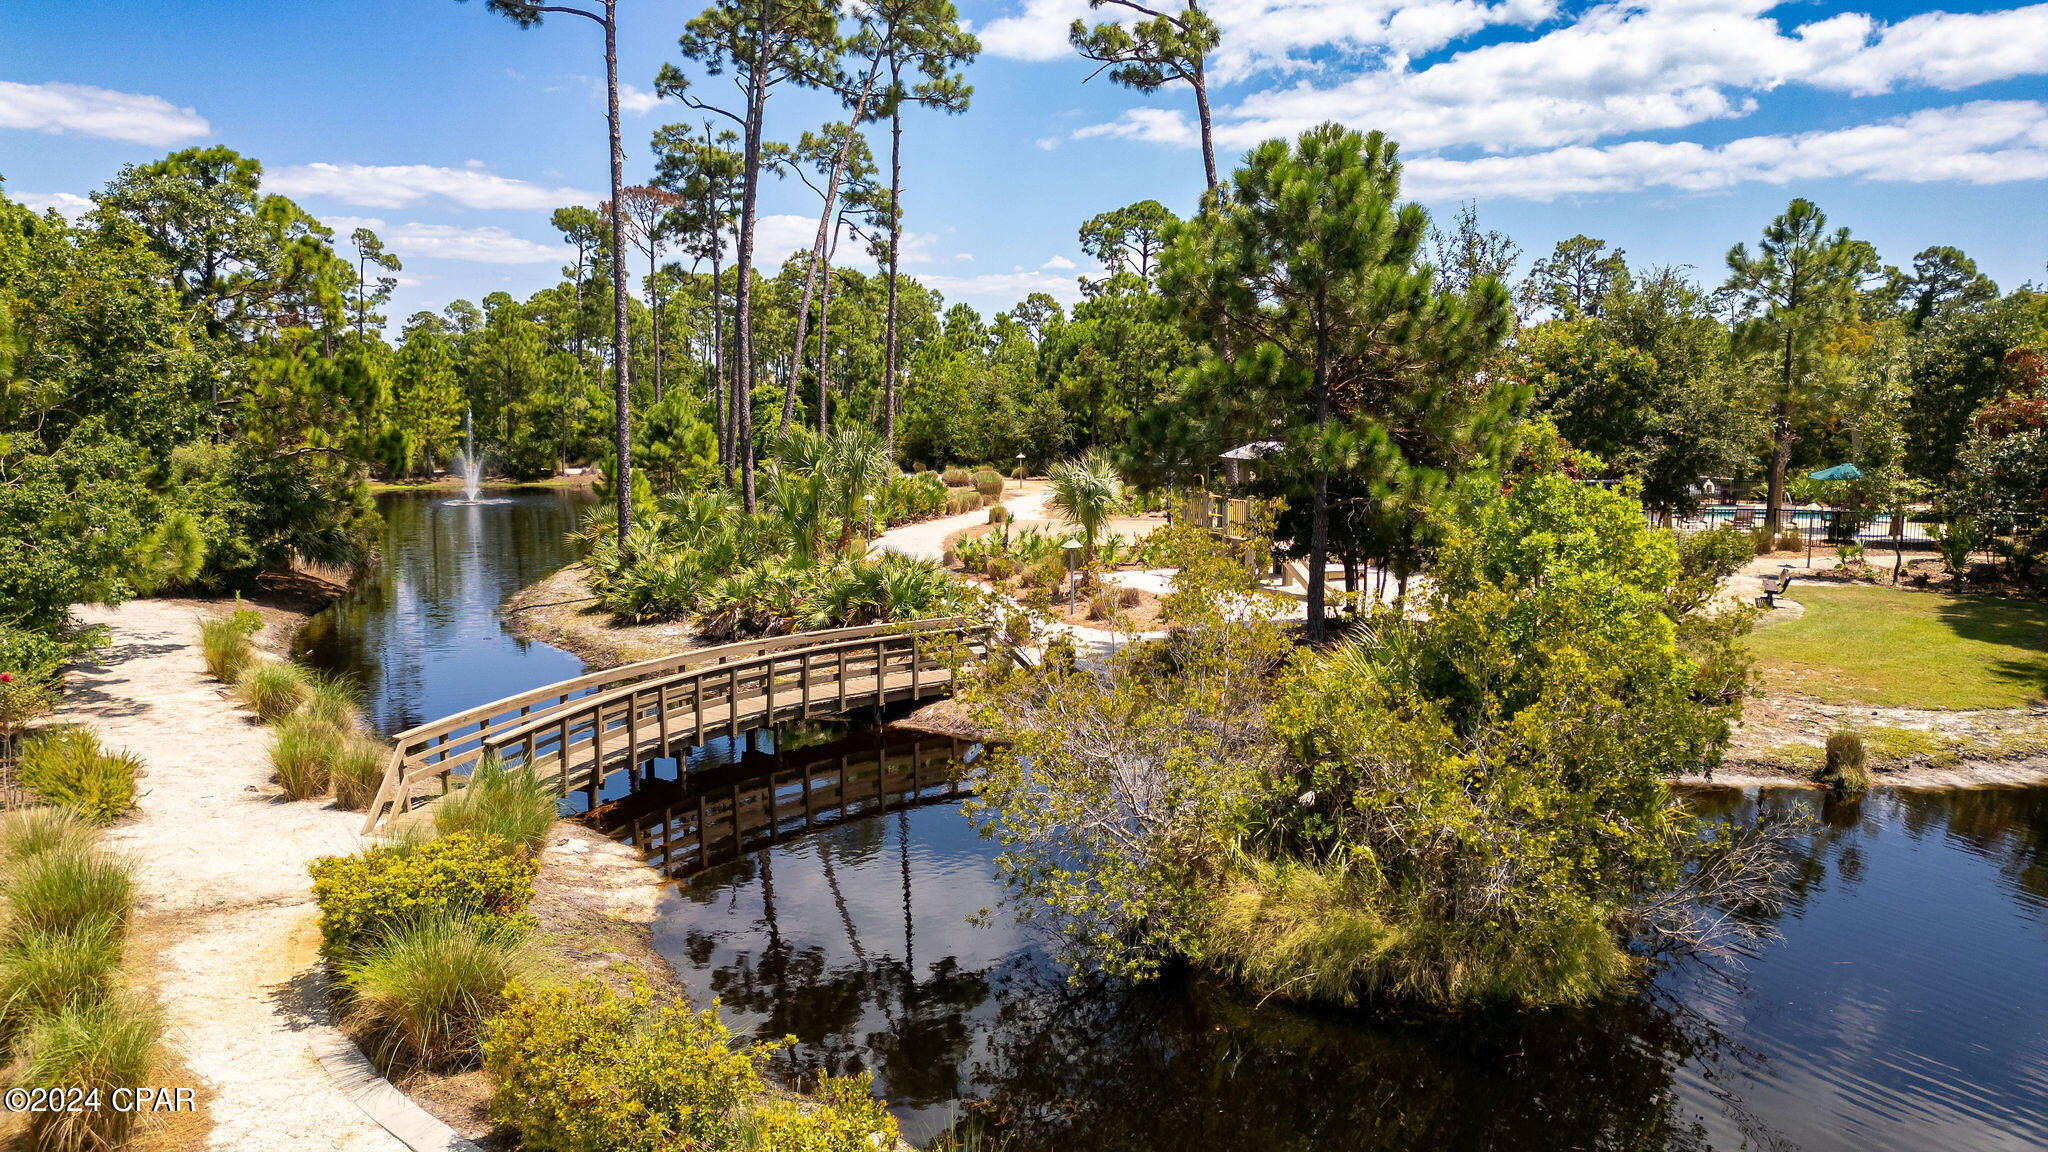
{"left": 1670, "top": 505, "right": 2038, "bottom": 548}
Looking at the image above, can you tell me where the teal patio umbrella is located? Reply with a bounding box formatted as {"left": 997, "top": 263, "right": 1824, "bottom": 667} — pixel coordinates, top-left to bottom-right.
{"left": 1807, "top": 463, "right": 1863, "bottom": 481}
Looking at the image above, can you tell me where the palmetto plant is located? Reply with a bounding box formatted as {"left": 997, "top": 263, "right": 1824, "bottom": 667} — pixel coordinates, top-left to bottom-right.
{"left": 819, "top": 427, "right": 893, "bottom": 555}
{"left": 1048, "top": 449, "right": 1123, "bottom": 570}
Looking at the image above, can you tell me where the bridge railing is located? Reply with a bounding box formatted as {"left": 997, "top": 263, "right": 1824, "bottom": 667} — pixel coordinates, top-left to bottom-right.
{"left": 359, "top": 616, "right": 987, "bottom": 833}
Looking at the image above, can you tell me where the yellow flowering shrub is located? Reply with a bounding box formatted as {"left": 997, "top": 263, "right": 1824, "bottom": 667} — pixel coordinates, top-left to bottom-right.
{"left": 308, "top": 831, "right": 536, "bottom": 961}
{"left": 482, "top": 980, "right": 795, "bottom": 1152}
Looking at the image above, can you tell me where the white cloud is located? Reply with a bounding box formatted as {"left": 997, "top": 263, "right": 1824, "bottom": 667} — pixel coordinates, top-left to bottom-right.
{"left": 918, "top": 269, "right": 1089, "bottom": 306}
{"left": 376, "top": 223, "right": 563, "bottom": 264}
{"left": 980, "top": 0, "right": 1558, "bottom": 79}
{"left": 267, "top": 163, "right": 596, "bottom": 211}
{"left": 1041, "top": 255, "right": 1077, "bottom": 270}
{"left": 1403, "top": 100, "right": 2048, "bottom": 201}
{"left": 12, "top": 192, "right": 94, "bottom": 220}
{"left": 1035, "top": 136, "right": 1060, "bottom": 151}
{"left": 617, "top": 83, "right": 666, "bottom": 115}
{"left": 1066, "top": 0, "right": 2048, "bottom": 155}
{"left": 0, "top": 81, "right": 209, "bottom": 146}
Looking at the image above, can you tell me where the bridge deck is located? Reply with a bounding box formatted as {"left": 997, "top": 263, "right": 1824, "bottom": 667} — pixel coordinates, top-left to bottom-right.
{"left": 361, "top": 618, "right": 989, "bottom": 833}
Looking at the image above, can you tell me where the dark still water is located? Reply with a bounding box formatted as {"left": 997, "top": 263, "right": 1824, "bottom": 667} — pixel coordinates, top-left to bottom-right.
{"left": 296, "top": 488, "right": 593, "bottom": 734}
{"left": 622, "top": 755, "right": 2048, "bottom": 1152}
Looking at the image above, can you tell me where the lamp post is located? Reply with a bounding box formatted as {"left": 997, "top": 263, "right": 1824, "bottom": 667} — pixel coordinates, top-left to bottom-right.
{"left": 863, "top": 493, "right": 877, "bottom": 551}
{"left": 1014, "top": 453, "right": 1026, "bottom": 493}
{"left": 1063, "top": 539, "right": 1082, "bottom": 614}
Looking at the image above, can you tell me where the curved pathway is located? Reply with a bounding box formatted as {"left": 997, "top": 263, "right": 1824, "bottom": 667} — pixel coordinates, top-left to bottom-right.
{"left": 869, "top": 483, "right": 1051, "bottom": 562}
{"left": 63, "top": 601, "right": 412, "bottom": 1152}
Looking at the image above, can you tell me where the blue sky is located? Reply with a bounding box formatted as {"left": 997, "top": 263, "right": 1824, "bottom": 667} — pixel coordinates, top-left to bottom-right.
{"left": 3, "top": 0, "right": 2044, "bottom": 324}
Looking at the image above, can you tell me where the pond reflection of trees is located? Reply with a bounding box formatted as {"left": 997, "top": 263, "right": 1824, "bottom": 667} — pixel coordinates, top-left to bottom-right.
{"left": 646, "top": 770, "right": 2048, "bottom": 1152}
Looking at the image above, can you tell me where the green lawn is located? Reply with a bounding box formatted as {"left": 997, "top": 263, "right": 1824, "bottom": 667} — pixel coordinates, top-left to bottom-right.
{"left": 1746, "top": 585, "right": 2048, "bottom": 709}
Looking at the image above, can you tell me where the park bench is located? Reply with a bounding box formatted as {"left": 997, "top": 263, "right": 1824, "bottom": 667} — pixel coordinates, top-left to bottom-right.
{"left": 1756, "top": 569, "right": 1796, "bottom": 609}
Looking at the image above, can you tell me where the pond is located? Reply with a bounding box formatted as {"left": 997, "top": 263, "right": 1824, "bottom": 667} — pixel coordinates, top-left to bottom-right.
{"left": 302, "top": 488, "right": 2048, "bottom": 1150}
{"left": 610, "top": 741, "right": 2048, "bottom": 1152}
{"left": 295, "top": 487, "right": 594, "bottom": 734}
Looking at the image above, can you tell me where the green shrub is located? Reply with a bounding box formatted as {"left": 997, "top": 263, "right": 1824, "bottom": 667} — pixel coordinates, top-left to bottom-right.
{"left": 309, "top": 831, "right": 537, "bottom": 962}
{"left": 332, "top": 737, "right": 388, "bottom": 812}
{"left": 434, "top": 757, "right": 559, "bottom": 854}
{"left": 988, "top": 505, "right": 1011, "bottom": 525}
{"left": 236, "top": 660, "right": 316, "bottom": 723}
{"left": 0, "top": 923, "right": 124, "bottom": 1040}
{"left": 984, "top": 556, "right": 1016, "bottom": 583}
{"left": 746, "top": 1072, "right": 901, "bottom": 1152}
{"left": 482, "top": 981, "right": 785, "bottom": 1152}
{"left": 0, "top": 808, "right": 98, "bottom": 870}
{"left": 271, "top": 715, "right": 346, "bottom": 800}
{"left": 6, "top": 847, "right": 132, "bottom": 943}
{"left": 199, "top": 610, "right": 260, "bottom": 683}
{"left": 941, "top": 467, "right": 971, "bottom": 488}
{"left": 1820, "top": 730, "right": 1870, "bottom": 798}
{"left": 18, "top": 997, "right": 158, "bottom": 1152}
{"left": 338, "top": 916, "right": 541, "bottom": 1072}
{"left": 973, "top": 470, "right": 1004, "bottom": 497}
{"left": 16, "top": 727, "right": 139, "bottom": 823}
{"left": 1775, "top": 529, "right": 1805, "bottom": 554}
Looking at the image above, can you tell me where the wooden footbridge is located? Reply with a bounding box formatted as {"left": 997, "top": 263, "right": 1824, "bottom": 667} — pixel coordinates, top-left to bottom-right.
{"left": 361, "top": 618, "right": 990, "bottom": 833}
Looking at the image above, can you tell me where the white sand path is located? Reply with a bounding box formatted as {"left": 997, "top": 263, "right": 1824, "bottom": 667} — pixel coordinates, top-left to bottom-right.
{"left": 62, "top": 601, "right": 409, "bottom": 1152}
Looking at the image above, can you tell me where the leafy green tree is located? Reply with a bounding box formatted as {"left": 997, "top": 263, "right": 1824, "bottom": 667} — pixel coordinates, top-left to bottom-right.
{"left": 1078, "top": 199, "right": 1177, "bottom": 281}
{"left": 863, "top": 0, "right": 977, "bottom": 457}
{"left": 660, "top": 0, "right": 841, "bottom": 510}
{"left": 1885, "top": 244, "right": 1998, "bottom": 330}
{"left": 348, "top": 227, "right": 401, "bottom": 341}
{"left": 457, "top": 0, "right": 635, "bottom": 546}
{"left": 1903, "top": 291, "right": 2047, "bottom": 480}
{"left": 1041, "top": 273, "right": 1188, "bottom": 448}
{"left": 1521, "top": 234, "right": 1626, "bottom": 319}
{"left": 390, "top": 328, "right": 466, "bottom": 477}
{"left": 1070, "top": 1, "right": 1221, "bottom": 190}
{"left": 1724, "top": 198, "right": 1880, "bottom": 535}
{"left": 1158, "top": 123, "right": 1514, "bottom": 641}
{"left": 652, "top": 121, "right": 744, "bottom": 479}
{"left": 1428, "top": 200, "right": 1521, "bottom": 299}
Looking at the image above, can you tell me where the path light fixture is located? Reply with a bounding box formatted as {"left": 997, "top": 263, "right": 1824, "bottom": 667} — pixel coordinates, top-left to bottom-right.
{"left": 863, "top": 493, "right": 877, "bottom": 549}
{"left": 1015, "top": 453, "right": 1026, "bottom": 492}
{"left": 1063, "top": 539, "right": 1083, "bottom": 613}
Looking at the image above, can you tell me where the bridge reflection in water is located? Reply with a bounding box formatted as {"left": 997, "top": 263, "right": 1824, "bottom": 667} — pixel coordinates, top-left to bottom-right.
{"left": 584, "top": 726, "right": 977, "bottom": 878}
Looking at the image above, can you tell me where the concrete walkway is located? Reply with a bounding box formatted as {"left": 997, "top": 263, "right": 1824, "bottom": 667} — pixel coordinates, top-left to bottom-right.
{"left": 63, "top": 601, "right": 409, "bottom": 1152}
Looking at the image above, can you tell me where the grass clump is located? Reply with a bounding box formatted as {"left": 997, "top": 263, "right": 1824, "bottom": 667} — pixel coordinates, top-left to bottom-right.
{"left": 6, "top": 846, "right": 133, "bottom": 942}
{"left": 331, "top": 737, "right": 388, "bottom": 811}
{"left": 0, "top": 808, "right": 98, "bottom": 870}
{"left": 337, "top": 916, "right": 541, "bottom": 1072}
{"left": 1819, "top": 729, "right": 1871, "bottom": 798}
{"left": 301, "top": 674, "right": 362, "bottom": 730}
{"left": 16, "top": 727, "right": 139, "bottom": 823}
{"left": 434, "top": 757, "right": 559, "bottom": 854}
{"left": 198, "top": 609, "right": 260, "bottom": 683}
{"left": 0, "top": 923, "right": 125, "bottom": 1039}
{"left": 1198, "top": 858, "right": 1632, "bottom": 1009}
{"left": 236, "top": 659, "right": 317, "bottom": 723}
{"left": 18, "top": 997, "right": 159, "bottom": 1152}
{"left": 270, "top": 715, "right": 348, "bottom": 800}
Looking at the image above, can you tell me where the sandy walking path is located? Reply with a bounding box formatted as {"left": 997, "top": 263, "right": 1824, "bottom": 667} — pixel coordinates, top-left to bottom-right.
{"left": 870, "top": 483, "right": 1051, "bottom": 562}
{"left": 63, "top": 600, "right": 406, "bottom": 1152}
